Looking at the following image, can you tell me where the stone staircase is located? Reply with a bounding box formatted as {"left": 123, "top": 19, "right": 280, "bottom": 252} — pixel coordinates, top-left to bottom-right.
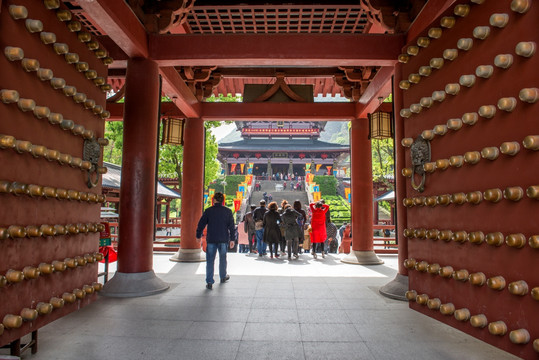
{"left": 249, "top": 180, "right": 309, "bottom": 208}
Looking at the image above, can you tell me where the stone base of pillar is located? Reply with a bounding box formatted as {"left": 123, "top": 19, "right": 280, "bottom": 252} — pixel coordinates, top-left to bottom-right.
{"left": 100, "top": 270, "right": 169, "bottom": 298}
{"left": 341, "top": 250, "right": 384, "bottom": 265}
{"left": 169, "top": 248, "right": 206, "bottom": 262}
{"left": 379, "top": 273, "right": 408, "bottom": 301}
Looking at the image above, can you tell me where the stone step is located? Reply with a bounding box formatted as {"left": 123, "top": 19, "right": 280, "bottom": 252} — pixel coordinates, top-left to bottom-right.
{"left": 249, "top": 190, "right": 309, "bottom": 208}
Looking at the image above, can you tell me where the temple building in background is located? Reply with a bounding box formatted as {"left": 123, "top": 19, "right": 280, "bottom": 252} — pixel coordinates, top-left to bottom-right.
{"left": 217, "top": 120, "right": 350, "bottom": 177}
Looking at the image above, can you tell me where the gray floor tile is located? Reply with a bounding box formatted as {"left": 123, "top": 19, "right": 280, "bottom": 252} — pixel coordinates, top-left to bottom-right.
{"left": 252, "top": 297, "right": 297, "bottom": 309}
{"left": 247, "top": 308, "right": 299, "bottom": 323}
{"left": 236, "top": 341, "right": 305, "bottom": 360}
{"left": 167, "top": 339, "right": 240, "bottom": 360}
{"left": 255, "top": 288, "right": 296, "bottom": 298}
{"left": 243, "top": 323, "right": 302, "bottom": 341}
{"left": 300, "top": 323, "right": 363, "bottom": 342}
{"left": 15, "top": 254, "right": 518, "bottom": 360}
{"left": 26, "top": 335, "right": 176, "bottom": 360}
{"left": 297, "top": 309, "right": 351, "bottom": 324}
{"left": 294, "top": 288, "right": 336, "bottom": 299}
{"left": 183, "top": 321, "right": 245, "bottom": 340}
{"left": 303, "top": 341, "right": 375, "bottom": 360}
{"left": 298, "top": 298, "right": 339, "bottom": 309}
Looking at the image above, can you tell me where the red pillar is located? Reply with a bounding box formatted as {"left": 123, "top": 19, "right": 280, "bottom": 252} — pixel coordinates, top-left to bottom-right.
{"left": 170, "top": 118, "right": 205, "bottom": 262}
{"left": 102, "top": 58, "right": 169, "bottom": 297}
{"left": 393, "top": 62, "right": 409, "bottom": 276}
{"left": 379, "top": 63, "right": 408, "bottom": 300}
{"left": 157, "top": 203, "right": 162, "bottom": 224}
{"left": 117, "top": 58, "right": 159, "bottom": 273}
{"left": 342, "top": 119, "right": 383, "bottom": 265}
{"left": 165, "top": 202, "right": 171, "bottom": 224}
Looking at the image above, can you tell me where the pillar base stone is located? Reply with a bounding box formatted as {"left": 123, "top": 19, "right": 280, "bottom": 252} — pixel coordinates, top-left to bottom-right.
{"left": 341, "top": 250, "right": 384, "bottom": 265}
{"left": 379, "top": 273, "right": 408, "bottom": 301}
{"left": 100, "top": 270, "right": 169, "bottom": 298}
{"left": 170, "top": 248, "right": 206, "bottom": 262}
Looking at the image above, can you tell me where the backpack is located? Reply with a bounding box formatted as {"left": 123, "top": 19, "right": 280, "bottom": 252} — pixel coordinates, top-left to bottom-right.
{"left": 296, "top": 213, "right": 304, "bottom": 227}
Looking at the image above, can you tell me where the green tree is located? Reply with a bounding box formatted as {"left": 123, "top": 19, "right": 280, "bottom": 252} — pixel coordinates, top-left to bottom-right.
{"left": 312, "top": 175, "right": 338, "bottom": 195}
{"left": 371, "top": 138, "right": 394, "bottom": 190}
{"left": 203, "top": 127, "right": 220, "bottom": 188}
{"left": 205, "top": 93, "right": 243, "bottom": 102}
{"left": 103, "top": 121, "right": 124, "bottom": 165}
{"left": 158, "top": 121, "right": 224, "bottom": 193}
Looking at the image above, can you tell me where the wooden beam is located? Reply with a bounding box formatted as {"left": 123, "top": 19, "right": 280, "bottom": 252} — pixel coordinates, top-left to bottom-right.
{"left": 77, "top": 0, "right": 148, "bottom": 58}
{"left": 107, "top": 102, "right": 182, "bottom": 121}
{"left": 355, "top": 66, "right": 394, "bottom": 118}
{"left": 149, "top": 33, "right": 405, "bottom": 67}
{"left": 159, "top": 67, "right": 201, "bottom": 119}
{"left": 217, "top": 67, "right": 340, "bottom": 78}
{"left": 200, "top": 102, "right": 356, "bottom": 122}
{"left": 406, "top": 0, "right": 457, "bottom": 43}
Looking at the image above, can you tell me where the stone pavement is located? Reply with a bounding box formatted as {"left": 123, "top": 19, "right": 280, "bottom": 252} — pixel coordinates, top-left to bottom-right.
{"left": 10, "top": 253, "right": 518, "bottom": 360}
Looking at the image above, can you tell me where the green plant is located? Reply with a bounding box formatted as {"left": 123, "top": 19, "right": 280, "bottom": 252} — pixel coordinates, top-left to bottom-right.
{"left": 312, "top": 176, "right": 338, "bottom": 195}
{"left": 222, "top": 175, "right": 246, "bottom": 196}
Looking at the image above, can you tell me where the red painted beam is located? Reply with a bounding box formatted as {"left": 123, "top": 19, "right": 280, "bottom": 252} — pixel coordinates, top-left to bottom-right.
{"left": 355, "top": 66, "right": 394, "bottom": 118}
{"left": 77, "top": 0, "right": 148, "bottom": 58}
{"left": 200, "top": 102, "right": 356, "bottom": 122}
{"left": 406, "top": 0, "right": 457, "bottom": 43}
{"left": 149, "top": 33, "right": 405, "bottom": 67}
{"left": 159, "top": 67, "right": 201, "bottom": 119}
{"left": 107, "top": 102, "right": 182, "bottom": 121}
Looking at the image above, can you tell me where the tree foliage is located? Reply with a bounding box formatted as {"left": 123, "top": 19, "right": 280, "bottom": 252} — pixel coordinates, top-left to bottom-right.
{"left": 205, "top": 93, "right": 243, "bottom": 102}
{"left": 312, "top": 175, "right": 338, "bottom": 195}
{"left": 101, "top": 118, "right": 227, "bottom": 194}
{"left": 103, "top": 121, "right": 124, "bottom": 165}
{"left": 371, "top": 138, "right": 394, "bottom": 190}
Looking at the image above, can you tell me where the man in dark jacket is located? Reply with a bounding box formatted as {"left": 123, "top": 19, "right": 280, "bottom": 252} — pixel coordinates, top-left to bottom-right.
{"left": 253, "top": 200, "right": 267, "bottom": 256}
{"left": 196, "top": 192, "right": 235, "bottom": 290}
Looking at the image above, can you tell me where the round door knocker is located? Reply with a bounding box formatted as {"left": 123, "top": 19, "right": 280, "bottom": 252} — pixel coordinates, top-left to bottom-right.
{"left": 83, "top": 139, "right": 101, "bottom": 188}
{"left": 410, "top": 136, "right": 431, "bottom": 192}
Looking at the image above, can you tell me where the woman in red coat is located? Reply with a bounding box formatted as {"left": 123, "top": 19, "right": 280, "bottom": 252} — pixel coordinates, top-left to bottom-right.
{"left": 309, "top": 201, "right": 329, "bottom": 259}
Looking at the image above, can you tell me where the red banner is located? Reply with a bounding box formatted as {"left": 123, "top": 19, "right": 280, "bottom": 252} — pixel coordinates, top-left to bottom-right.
{"left": 326, "top": 166, "right": 332, "bottom": 174}
{"left": 230, "top": 163, "right": 237, "bottom": 173}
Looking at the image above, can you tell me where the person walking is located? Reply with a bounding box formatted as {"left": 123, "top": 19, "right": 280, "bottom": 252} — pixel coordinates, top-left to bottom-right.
{"left": 309, "top": 201, "right": 330, "bottom": 259}
{"left": 196, "top": 192, "right": 235, "bottom": 290}
{"left": 281, "top": 204, "right": 302, "bottom": 259}
{"left": 253, "top": 200, "right": 267, "bottom": 256}
{"left": 293, "top": 200, "right": 307, "bottom": 253}
{"left": 325, "top": 222, "right": 338, "bottom": 253}
{"left": 263, "top": 201, "right": 282, "bottom": 259}
{"left": 279, "top": 200, "right": 289, "bottom": 254}
{"left": 242, "top": 204, "right": 257, "bottom": 253}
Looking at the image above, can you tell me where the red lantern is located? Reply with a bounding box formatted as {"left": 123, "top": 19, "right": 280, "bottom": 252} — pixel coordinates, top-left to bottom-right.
{"left": 255, "top": 153, "right": 262, "bottom": 159}
{"left": 232, "top": 152, "right": 240, "bottom": 159}
{"left": 298, "top": 153, "right": 305, "bottom": 159}
{"left": 321, "top": 153, "right": 328, "bottom": 159}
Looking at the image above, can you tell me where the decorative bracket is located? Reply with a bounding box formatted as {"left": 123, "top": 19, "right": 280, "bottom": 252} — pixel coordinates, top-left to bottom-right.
{"left": 179, "top": 66, "right": 221, "bottom": 101}
{"left": 127, "top": 0, "right": 195, "bottom": 34}
{"left": 335, "top": 67, "right": 378, "bottom": 102}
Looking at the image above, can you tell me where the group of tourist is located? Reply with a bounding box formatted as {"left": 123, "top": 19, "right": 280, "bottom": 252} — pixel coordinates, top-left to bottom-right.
{"left": 195, "top": 191, "right": 346, "bottom": 289}
{"left": 242, "top": 198, "right": 339, "bottom": 260}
